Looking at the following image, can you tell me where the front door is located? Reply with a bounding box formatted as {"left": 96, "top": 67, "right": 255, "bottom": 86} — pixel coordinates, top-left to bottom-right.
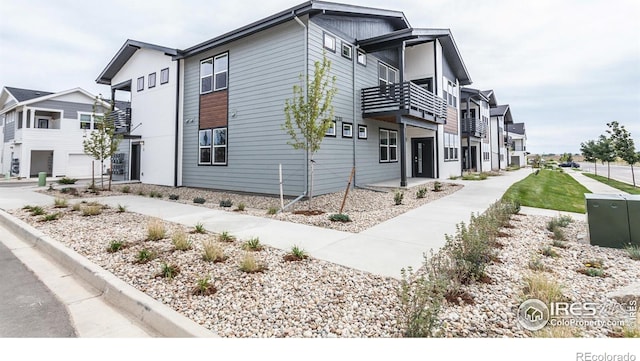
{"left": 131, "top": 143, "right": 141, "bottom": 181}
{"left": 412, "top": 138, "right": 434, "bottom": 178}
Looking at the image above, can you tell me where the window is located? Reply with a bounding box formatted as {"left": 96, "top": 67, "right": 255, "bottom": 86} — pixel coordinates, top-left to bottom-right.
{"left": 484, "top": 152, "right": 490, "bottom": 161}
{"left": 37, "top": 118, "right": 49, "bottom": 129}
{"left": 444, "top": 132, "right": 459, "bottom": 161}
{"left": 325, "top": 120, "right": 336, "bottom": 137}
{"left": 323, "top": 33, "right": 336, "bottom": 52}
{"left": 342, "top": 122, "right": 352, "bottom": 138}
{"left": 198, "top": 129, "right": 212, "bottom": 164}
{"left": 212, "top": 128, "right": 227, "bottom": 165}
{"left": 137, "top": 77, "right": 144, "bottom": 92}
{"left": 341, "top": 43, "right": 352, "bottom": 59}
{"left": 213, "top": 53, "right": 228, "bottom": 91}
{"left": 200, "top": 58, "right": 213, "bottom": 93}
{"left": 80, "top": 114, "right": 91, "bottom": 129}
{"left": 358, "top": 125, "right": 367, "bottom": 139}
{"left": 379, "top": 129, "right": 398, "bottom": 163}
{"left": 160, "top": 68, "right": 169, "bottom": 84}
{"left": 93, "top": 115, "right": 104, "bottom": 130}
{"left": 444, "top": 80, "right": 457, "bottom": 108}
{"left": 378, "top": 62, "right": 398, "bottom": 86}
{"left": 357, "top": 50, "right": 366, "bottom": 66}
{"left": 148, "top": 72, "right": 156, "bottom": 88}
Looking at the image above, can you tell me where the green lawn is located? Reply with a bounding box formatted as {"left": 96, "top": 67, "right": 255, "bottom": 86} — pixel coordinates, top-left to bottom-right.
{"left": 502, "top": 169, "right": 590, "bottom": 213}
{"left": 582, "top": 173, "right": 640, "bottom": 194}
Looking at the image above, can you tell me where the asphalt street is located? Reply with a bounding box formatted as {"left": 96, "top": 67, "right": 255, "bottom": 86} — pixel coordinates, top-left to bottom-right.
{"left": 578, "top": 162, "right": 639, "bottom": 186}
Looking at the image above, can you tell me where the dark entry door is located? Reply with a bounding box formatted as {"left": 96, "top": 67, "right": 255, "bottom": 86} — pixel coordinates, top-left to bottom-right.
{"left": 470, "top": 146, "right": 478, "bottom": 170}
{"left": 412, "top": 137, "right": 434, "bottom": 178}
{"left": 131, "top": 144, "right": 141, "bottom": 181}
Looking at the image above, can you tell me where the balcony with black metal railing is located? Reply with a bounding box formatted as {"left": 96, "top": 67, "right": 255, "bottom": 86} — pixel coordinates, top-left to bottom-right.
{"left": 361, "top": 81, "right": 447, "bottom": 123}
{"left": 461, "top": 117, "right": 486, "bottom": 138}
{"left": 106, "top": 107, "right": 131, "bottom": 134}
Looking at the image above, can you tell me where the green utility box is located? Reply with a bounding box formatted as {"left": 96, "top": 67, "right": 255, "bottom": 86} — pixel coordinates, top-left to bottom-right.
{"left": 585, "top": 194, "right": 630, "bottom": 248}
{"left": 38, "top": 172, "right": 47, "bottom": 187}
{"left": 624, "top": 195, "right": 640, "bottom": 246}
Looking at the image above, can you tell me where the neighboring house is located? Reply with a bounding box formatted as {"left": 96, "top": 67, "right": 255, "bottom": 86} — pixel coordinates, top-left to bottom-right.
{"left": 489, "top": 103, "right": 513, "bottom": 170}
{"left": 0, "top": 86, "right": 109, "bottom": 179}
{"left": 460, "top": 88, "right": 495, "bottom": 173}
{"left": 96, "top": 40, "right": 179, "bottom": 187}
{"left": 506, "top": 122, "right": 527, "bottom": 167}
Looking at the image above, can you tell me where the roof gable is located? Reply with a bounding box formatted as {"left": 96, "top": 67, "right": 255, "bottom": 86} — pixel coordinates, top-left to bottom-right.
{"left": 97, "top": 39, "right": 178, "bottom": 85}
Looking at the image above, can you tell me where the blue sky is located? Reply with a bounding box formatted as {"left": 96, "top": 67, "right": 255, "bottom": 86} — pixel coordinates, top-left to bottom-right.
{"left": 1, "top": 0, "right": 638, "bottom": 155}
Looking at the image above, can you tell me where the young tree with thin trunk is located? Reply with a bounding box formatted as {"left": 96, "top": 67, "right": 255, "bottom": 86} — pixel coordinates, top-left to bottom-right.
{"left": 594, "top": 135, "right": 616, "bottom": 179}
{"left": 283, "top": 53, "right": 337, "bottom": 210}
{"left": 83, "top": 97, "right": 122, "bottom": 190}
{"left": 607, "top": 121, "right": 640, "bottom": 187}
{"left": 580, "top": 140, "right": 598, "bottom": 176}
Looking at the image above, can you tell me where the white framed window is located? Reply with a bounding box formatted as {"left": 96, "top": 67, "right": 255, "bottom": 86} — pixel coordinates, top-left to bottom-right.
{"left": 325, "top": 120, "right": 336, "bottom": 137}
{"left": 378, "top": 62, "right": 398, "bottom": 86}
{"left": 79, "top": 114, "right": 91, "bottom": 129}
{"left": 160, "top": 68, "right": 169, "bottom": 84}
{"left": 341, "top": 43, "right": 352, "bottom": 60}
{"left": 213, "top": 53, "right": 228, "bottom": 91}
{"left": 148, "top": 72, "right": 156, "bottom": 88}
{"left": 93, "top": 115, "right": 104, "bottom": 130}
{"left": 444, "top": 132, "right": 459, "bottom": 161}
{"left": 379, "top": 129, "right": 397, "bottom": 163}
{"left": 323, "top": 32, "right": 336, "bottom": 52}
{"left": 357, "top": 50, "right": 366, "bottom": 66}
{"left": 137, "top": 77, "right": 144, "bottom": 92}
{"left": 342, "top": 122, "right": 352, "bottom": 138}
{"left": 358, "top": 125, "right": 367, "bottom": 139}
{"left": 200, "top": 58, "right": 213, "bottom": 94}
{"left": 212, "top": 127, "right": 227, "bottom": 165}
{"left": 199, "top": 129, "right": 212, "bottom": 164}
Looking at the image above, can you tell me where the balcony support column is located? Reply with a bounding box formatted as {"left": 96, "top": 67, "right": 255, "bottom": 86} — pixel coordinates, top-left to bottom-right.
{"left": 399, "top": 118, "right": 407, "bottom": 187}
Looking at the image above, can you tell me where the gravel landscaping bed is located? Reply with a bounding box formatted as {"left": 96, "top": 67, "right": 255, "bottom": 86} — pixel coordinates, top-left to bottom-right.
{"left": 11, "top": 202, "right": 638, "bottom": 338}
{"left": 41, "top": 181, "right": 462, "bottom": 233}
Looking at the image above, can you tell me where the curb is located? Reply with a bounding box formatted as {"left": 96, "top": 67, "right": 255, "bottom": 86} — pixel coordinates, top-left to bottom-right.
{"left": 0, "top": 209, "right": 216, "bottom": 338}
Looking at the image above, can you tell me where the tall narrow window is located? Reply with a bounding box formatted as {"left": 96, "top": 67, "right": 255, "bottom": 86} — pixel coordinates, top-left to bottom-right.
{"left": 341, "top": 43, "right": 352, "bottom": 59}
{"left": 379, "top": 129, "right": 398, "bottom": 162}
{"left": 199, "top": 129, "right": 212, "bottom": 164}
{"left": 213, "top": 53, "right": 228, "bottom": 91}
{"left": 357, "top": 50, "right": 366, "bottom": 66}
{"left": 148, "top": 72, "right": 156, "bottom": 88}
{"left": 160, "top": 68, "right": 169, "bottom": 84}
{"left": 137, "top": 77, "right": 144, "bottom": 92}
{"left": 200, "top": 58, "right": 213, "bottom": 94}
{"left": 323, "top": 33, "right": 336, "bottom": 52}
{"left": 212, "top": 127, "right": 227, "bottom": 165}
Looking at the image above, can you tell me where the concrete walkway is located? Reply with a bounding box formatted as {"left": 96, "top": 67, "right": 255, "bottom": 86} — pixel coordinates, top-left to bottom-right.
{"left": 567, "top": 170, "right": 628, "bottom": 195}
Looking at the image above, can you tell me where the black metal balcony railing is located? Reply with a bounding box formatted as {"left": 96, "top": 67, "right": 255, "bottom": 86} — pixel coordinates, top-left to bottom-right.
{"left": 107, "top": 108, "right": 131, "bottom": 134}
{"left": 361, "top": 81, "right": 447, "bottom": 122}
{"left": 461, "top": 117, "right": 486, "bottom": 138}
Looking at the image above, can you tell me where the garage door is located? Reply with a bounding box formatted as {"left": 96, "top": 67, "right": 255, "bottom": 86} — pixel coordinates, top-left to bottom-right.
{"left": 66, "top": 154, "right": 101, "bottom": 178}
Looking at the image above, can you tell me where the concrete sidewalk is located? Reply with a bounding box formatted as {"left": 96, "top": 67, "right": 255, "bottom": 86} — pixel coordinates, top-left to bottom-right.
{"left": 567, "top": 170, "right": 628, "bottom": 195}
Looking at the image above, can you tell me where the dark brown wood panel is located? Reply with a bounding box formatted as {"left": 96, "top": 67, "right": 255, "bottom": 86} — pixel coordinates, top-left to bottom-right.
{"left": 199, "top": 91, "right": 228, "bottom": 129}
{"left": 444, "top": 106, "right": 458, "bottom": 134}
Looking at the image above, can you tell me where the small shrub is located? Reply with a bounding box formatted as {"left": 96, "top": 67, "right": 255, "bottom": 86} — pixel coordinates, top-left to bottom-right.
{"left": 528, "top": 257, "right": 549, "bottom": 272}
{"left": 41, "top": 213, "right": 61, "bottom": 222}
{"left": 71, "top": 203, "right": 81, "bottom": 212}
{"left": 433, "top": 182, "right": 443, "bottom": 192}
{"left": 557, "top": 215, "right": 573, "bottom": 227}
{"left": 54, "top": 198, "right": 68, "bottom": 208}
{"left": 478, "top": 172, "right": 488, "bottom": 180}
{"left": 107, "top": 240, "right": 125, "bottom": 253}
{"left": 449, "top": 175, "right": 460, "bottom": 180}
{"left": 135, "top": 249, "right": 156, "bottom": 264}
{"left": 192, "top": 275, "right": 217, "bottom": 296}
{"left": 243, "top": 237, "right": 263, "bottom": 251}
{"left": 121, "top": 185, "right": 131, "bottom": 193}
{"left": 522, "top": 273, "right": 566, "bottom": 304}
{"left": 540, "top": 246, "right": 560, "bottom": 258}
{"left": 267, "top": 206, "right": 278, "bottom": 215}
{"left": 60, "top": 187, "right": 79, "bottom": 196}
{"left": 552, "top": 239, "right": 569, "bottom": 249}
{"left": 147, "top": 220, "right": 166, "bottom": 241}
{"left": 22, "top": 205, "right": 33, "bottom": 211}
{"left": 284, "top": 245, "right": 308, "bottom": 261}
{"left": 394, "top": 191, "right": 404, "bottom": 205}
{"left": 329, "top": 213, "right": 351, "bottom": 222}
{"left": 30, "top": 206, "right": 45, "bottom": 216}
{"left": 193, "top": 197, "right": 206, "bottom": 204}
{"left": 172, "top": 230, "right": 192, "bottom": 251}
{"left": 624, "top": 244, "right": 640, "bottom": 261}
{"left": 193, "top": 222, "right": 206, "bottom": 234}
{"left": 579, "top": 267, "right": 605, "bottom": 277}
{"left": 168, "top": 194, "right": 179, "bottom": 200}
{"left": 58, "top": 177, "right": 78, "bottom": 185}
{"left": 159, "top": 262, "right": 180, "bottom": 279}
{"left": 81, "top": 205, "right": 102, "bottom": 217}
{"left": 235, "top": 202, "right": 246, "bottom": 211}
{"left": 148, "top": 191, "right": 163, "bottom": 198}
{"left": 48, "top": 183, "right": 54, "bottom": 191}
{"left": 552, "top": 227, "right": 566, "bottom": 241}
{"left": 239, "top": 252, "right": 266, "bottom": 273}
{"left": 202, "top": 240, "right": 227, "bottom": 262}
{"left": 416, "top": 188, "right": 428, "bottom": 199}
{"left": 219, "top": 199, "right": 233, "bottom": 208}
{"left": 117, "top": 204, "right": 127, "bottom": 213}
{"left": 219, "top": 231, "right": 235, "bottom": 242}
{"left": 137, "top": 190, "right": 145, "bottom": 196}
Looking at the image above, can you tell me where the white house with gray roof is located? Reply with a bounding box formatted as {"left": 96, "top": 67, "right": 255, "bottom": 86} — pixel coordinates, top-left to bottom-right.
{"left": 0, "top": 86, "right": 109, "bottom": 179}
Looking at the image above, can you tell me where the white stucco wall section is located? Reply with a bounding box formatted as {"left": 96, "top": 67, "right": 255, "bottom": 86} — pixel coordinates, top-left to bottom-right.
{"left": 405, "top": 43, "right": 435, "bottom": 81}
{"left": 111, "top": 48, "right": 177, "bottom": 186}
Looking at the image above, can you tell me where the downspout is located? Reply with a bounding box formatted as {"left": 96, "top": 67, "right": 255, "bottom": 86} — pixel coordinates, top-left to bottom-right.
{"left": 173, "top": 59, "right": 180, "bottom": 187}
{"left": 399, "top": 42, "right": 407, "bottom": 187}
{"left": 433, "top": 41, "right": 440, "bottom": 179}
{"left": 280, "top": 13, "right": 308, "bottom": 212}
{"left": 352, "top": 45, "right": 357, "bottom": 188}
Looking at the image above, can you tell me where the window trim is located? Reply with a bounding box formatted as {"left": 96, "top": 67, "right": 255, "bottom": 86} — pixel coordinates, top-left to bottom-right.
{"left": 444, "top": 132, "right": 460, "bottom": 162}
{"left": 357, "top": 124, "right": 368, "bottom": 139}
{"left": 342, "top": 122, "right": 353, "bottom": 138}
{"left": 212, "top": 127, "right": 227, "bottom": 165}
{"left": 198, "top": 129, "right": 212, "bottom": 165}
{"left": 379, "top": 128, "right": 398, "bottom": 163}
{"left": 378, "top": 61, "right": 398, "bottom": 86}
{"left": 148, "top": 72, "right": 156, "bottom": 89}
{"left": 213, "top": 53, "right": 228, "bottom": 91}
{"left": 160, "top": 68, "right": 169, "bottom": 84}
{"left": 325, "top": 120, "right": 337, "bottom": 137}
{"left": 341, "top": 42, "right": 352, "bottom": 60}
{"left": 357, "top": 50, "right": 366, "bottom": 66}
{"left": 323, "top": 32, "right": 336, "bottom": 52}
{"left": 200, "top": 58, "right": 213, "bottom": 94}
{"left": 137, "top": 76, "right": 144, "bottom": 92}
{"left": 79, "top": 113, "right": 92, "bottom": 130}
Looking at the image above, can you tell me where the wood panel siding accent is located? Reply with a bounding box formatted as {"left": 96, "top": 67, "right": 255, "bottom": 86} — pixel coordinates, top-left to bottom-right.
{"left": 444, "top": 106, "right": 458, "bottom": 134}
{"left": 199, "top": 91, "right": 228, "bottom": 129}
